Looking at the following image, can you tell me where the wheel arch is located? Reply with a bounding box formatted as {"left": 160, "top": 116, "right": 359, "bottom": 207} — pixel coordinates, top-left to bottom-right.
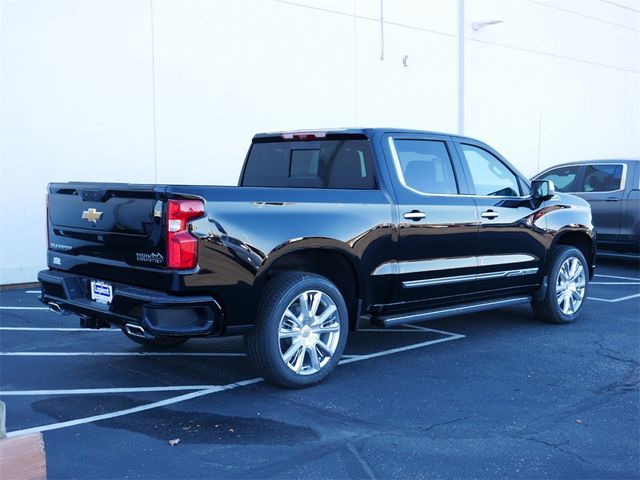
{"left": 550, "top": 230, "right": 596, "bottom": 278}
{"left": 257, "top": 246, "right": 362, "bottom": 330}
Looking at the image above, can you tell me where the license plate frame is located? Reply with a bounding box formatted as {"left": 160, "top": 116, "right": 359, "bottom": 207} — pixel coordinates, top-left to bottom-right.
{"left": 90, "top": 280, "right": 113, "bottom": 304}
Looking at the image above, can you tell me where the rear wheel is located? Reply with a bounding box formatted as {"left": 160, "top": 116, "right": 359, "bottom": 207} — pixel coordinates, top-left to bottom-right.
{"left": 244, "top": 272, "right": 348, "bottom": 388}
{"left": 122, "top": 330, "right": 189, "bottom": 348}
{"left": 532, "top": 246, "right": 589, "bottom": 324}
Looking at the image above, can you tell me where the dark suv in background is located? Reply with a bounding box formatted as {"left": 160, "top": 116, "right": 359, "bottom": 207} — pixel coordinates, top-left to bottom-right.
{"left": 534, "top": 159, "right": 639, "bottom": 252}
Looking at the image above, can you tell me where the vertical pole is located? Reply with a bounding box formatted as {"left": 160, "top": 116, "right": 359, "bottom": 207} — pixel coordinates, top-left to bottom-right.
{"left": 537, "top": 113, "right": 543, "bottom": 173}
{"left": 150, "top": 0, "right": 158, "bottom": 184}
{"left": 457, "top": 0, "right": 465, "bottom": 135}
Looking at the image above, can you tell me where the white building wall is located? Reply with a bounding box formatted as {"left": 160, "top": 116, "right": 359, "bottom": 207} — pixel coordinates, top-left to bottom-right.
{"left": 0, "top": 0, "right": 638, "bottom": 284}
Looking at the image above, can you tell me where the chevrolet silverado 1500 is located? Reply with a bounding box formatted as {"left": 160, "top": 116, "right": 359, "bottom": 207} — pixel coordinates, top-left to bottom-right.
{"left": 39, "top": 128, "right": 596, "bottom": 387}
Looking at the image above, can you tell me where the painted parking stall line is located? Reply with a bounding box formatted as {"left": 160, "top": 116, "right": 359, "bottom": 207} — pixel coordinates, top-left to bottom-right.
{"left": 588, "top": 293, "right": 640, "bottom": 303}
{"left": 594, "top": 273, "right": 640, "bottom": 281}
{"left": 0, "top": 351, "right": 246, "bottom": 357}
{"left": 587, "top": 273, "right": 640, "bottom": 303}
{"left": 0, "top": 327, "right": 119, "bottom": 332}
{"left": 0, "top": 306, "right": 49, "bottom": 310}
{"left": 588, "top": 273, "right": 640, "bottom": 302}
{"left": 0, "top": 385, "right": 223, "bottom": 396}
{"left": 339, "top": 332, "right": 465, "bottom": 364}
{"left": 597, "top": 252, "right": 640, "bottom": 260}
{"left": 3, "top": 325, "right": 465, "bottom": 437}
{"left": 5, "top": 378, "right": 264, "bottom": 438}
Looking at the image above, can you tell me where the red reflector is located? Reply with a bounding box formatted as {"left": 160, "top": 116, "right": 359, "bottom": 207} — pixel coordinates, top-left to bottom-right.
{"left": 167, "top": 231, "right": 198, "bottom": 270}
{"left": 167, "top": 199, "right": 204, "bottom": 270}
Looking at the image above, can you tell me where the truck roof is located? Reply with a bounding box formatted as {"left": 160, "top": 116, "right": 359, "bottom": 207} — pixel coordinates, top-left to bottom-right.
{"left": 252, "top": 127, "right": 485, "bottom": 143}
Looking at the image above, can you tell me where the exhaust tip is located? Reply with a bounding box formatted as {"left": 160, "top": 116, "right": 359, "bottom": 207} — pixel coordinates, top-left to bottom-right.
{"left": 125, "top": 323, "right": 146, "bottom": 338}
{"left": 48, "top": 302, "right": 68, "bottom": 315}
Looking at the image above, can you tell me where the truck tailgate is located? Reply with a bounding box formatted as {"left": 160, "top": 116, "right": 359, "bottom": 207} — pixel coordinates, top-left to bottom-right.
{"left": 47, "top": 182, "right": 167, "bottom": 268}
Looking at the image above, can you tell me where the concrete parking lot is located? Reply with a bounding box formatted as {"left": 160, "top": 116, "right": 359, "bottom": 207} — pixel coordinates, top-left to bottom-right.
{"left": 1, "top": 253, "right": 638, "bottom": 479}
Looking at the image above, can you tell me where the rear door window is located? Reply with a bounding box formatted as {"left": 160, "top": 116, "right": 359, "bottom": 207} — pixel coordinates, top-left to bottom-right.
{"left": 242, "top": 139, "right": 376, "bottom": 189}
{"left": 581, "top": 164, "right": 623, "bottom": 192}
{"left": 392, "top": 139, "right": 458, "bottom": 194}
{"left": 537, "top": 165, "right": 581, "bottom": 192}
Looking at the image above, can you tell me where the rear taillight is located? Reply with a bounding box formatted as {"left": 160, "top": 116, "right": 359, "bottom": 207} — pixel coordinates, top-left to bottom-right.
{"left": 166, "top": 199, "right": 204, "bottom": 270}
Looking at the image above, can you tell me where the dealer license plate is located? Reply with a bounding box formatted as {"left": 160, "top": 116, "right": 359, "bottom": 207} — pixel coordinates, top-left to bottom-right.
{"left": 90, "top": 280, "right": 113, "bottom": 304}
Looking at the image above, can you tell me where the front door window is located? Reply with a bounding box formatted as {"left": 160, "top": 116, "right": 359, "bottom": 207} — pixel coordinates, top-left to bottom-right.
{"left": 459, "top": 144, "right": 520, "bottom": 197}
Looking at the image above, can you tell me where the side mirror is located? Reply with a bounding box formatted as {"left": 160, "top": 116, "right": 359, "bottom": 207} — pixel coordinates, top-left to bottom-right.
{"left": 531, "top": 179, "right": 555, "bottom": 200}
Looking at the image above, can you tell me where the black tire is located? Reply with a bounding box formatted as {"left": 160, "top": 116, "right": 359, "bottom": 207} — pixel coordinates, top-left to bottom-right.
{"left": 122, "top": 330, "right": 189, "bottom": 348}
{"left": 244, "top": 272, "right": 349, "bottom": 388}
{"left": 532, "top": 246, "right": 589, "bottom": 324}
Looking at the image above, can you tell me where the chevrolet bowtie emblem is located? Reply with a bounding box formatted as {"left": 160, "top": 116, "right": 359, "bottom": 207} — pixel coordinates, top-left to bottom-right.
{"left": 82, "top": 208, "right": 103, "bottom": 224}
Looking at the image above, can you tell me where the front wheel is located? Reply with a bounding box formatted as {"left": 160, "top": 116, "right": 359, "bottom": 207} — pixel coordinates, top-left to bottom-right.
{"left": 244, "top": 272, "right": 348, "bottom": 388}
{"left": 532, "top": 246, "right": 589, "bottom": 324}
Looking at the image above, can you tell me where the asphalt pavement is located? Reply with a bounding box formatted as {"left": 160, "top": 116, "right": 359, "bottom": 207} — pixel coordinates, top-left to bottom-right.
{"left": 1, "top": 252, "right": 638, "bottom": 479}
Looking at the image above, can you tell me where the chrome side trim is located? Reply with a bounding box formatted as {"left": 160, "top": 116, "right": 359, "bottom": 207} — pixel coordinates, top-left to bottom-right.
{"left": 478, "top": 254, "right": 537, "bottom": 267}
{"left": 505, "top": 267, "right": 539, "bottom": 277}
{"left": 372, "top": 262, "right": 400, "bottom": 276}
{"left": 403, "top": 273, "right": 476, "bottom": 288}
{"left": 397, "top": 257, "right": 478, "bottom": 275}
{"left": 402, "top": 267, "right": 538, "bottom": 288}
{"left": 372, "top": 254, "right": 537, "bottom": 276}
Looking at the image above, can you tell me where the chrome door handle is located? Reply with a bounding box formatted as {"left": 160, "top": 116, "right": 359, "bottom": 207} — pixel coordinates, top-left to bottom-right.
{"left": 403, "top": 210, "right": 426, "bottom": 221}
{"left": 606, "top": 197, "right": 620, "bottom": 202}
{"left": 480, "top": 210, "right": 499, "bottom": 219}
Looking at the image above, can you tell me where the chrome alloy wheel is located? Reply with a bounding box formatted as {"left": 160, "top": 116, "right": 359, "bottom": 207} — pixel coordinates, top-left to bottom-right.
{"left": 556, "top": 256, "right": 586, "bottom": 315}
{"left": 278, "top": 290, "right": 341, "bottom": 376}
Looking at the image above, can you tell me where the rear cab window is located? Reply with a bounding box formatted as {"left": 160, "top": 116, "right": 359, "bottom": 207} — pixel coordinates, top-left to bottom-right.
{"left": 241, "top": 136, "right": 377, "bottom": 189}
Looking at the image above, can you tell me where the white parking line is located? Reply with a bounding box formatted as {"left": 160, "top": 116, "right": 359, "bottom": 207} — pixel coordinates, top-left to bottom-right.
{"left": 0, "top": 351, "right": 245, "bottom": 357}
{"left": 0, "top": 307, "right": 49, "bottom": 310}
{"left": 595, "top": 274, "right": 640, "bottom": 281}
{"left": 588, "top": 293, "right": 640, "bottom": 303}
{"left": 5, "top": 378, "right": 264, "bottom": 438}
{"left": 590, "top": 281, "right": 640, "bottom": 285}
{"left": 0, "top": 385, "right": 221, "bottom": 396}
{"left": 597, "top": 252, "right": 639, "bottom": 260}
{"left": 0, "top": 327, "right": 118, "bottom": 332}
{"left": 5, "top": 327, "right": 464, "bottom": 437}
{"left": 26, "top": 290, "right": 41, "bottom": 294}
{"left": 400, "top": 324, "right": 465, "bottom": 336}
{"left": 339, "top": 332, "right": 465, "bottom": 364}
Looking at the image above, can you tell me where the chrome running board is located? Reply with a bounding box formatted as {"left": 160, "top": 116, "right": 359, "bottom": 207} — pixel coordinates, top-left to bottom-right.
{"left": 372, "top": 296, "right": 531, "bottom": 328}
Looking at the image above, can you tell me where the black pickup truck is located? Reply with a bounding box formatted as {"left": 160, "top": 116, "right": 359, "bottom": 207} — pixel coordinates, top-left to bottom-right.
{"left": 39, "top": 128, "right": 596, "bottom": 387}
